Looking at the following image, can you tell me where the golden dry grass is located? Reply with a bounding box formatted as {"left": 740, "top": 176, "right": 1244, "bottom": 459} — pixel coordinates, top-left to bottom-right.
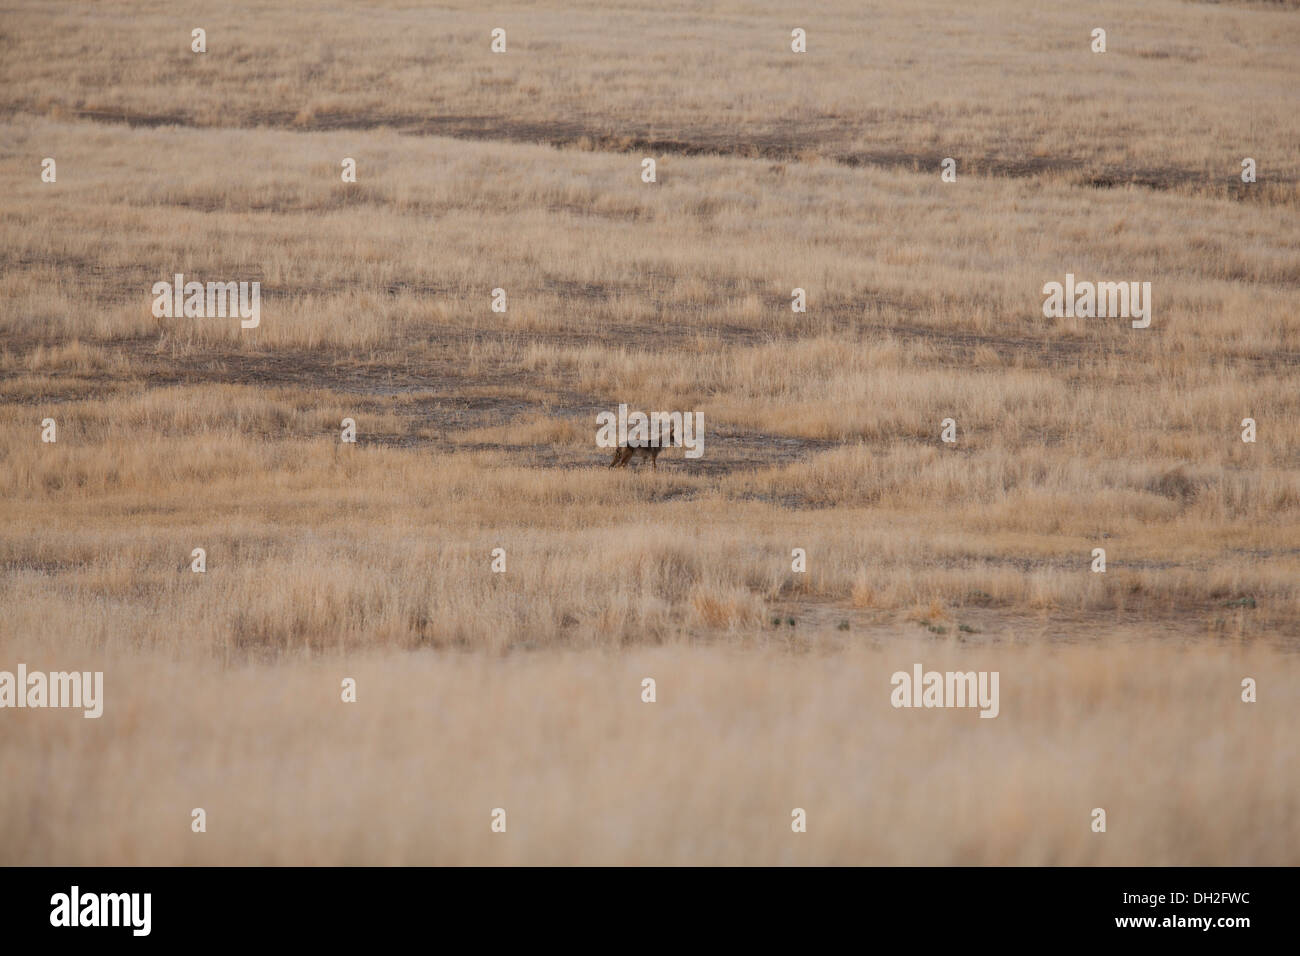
{"left": 1, "top": 0, "right": 1298, "bottom": 865}
{"left": 3, "top": 642, "right": 1297, "bottom": 865}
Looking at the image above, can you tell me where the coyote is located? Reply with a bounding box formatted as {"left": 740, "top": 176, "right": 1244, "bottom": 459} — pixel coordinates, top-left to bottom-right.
{"left": 609, "top": 420, "right": 676, "bottom": 471}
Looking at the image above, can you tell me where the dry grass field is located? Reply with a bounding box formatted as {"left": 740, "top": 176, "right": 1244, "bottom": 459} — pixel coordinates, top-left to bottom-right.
{"left": 1, "top": 0, "right": 1298, "bottom": 865}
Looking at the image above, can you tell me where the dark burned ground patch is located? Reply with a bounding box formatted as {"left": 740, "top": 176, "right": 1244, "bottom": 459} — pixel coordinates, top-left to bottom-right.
{"left": 2, "top": 331, "right": 840, "bottom": 478}
{"left": 32, "top": 105, "right": 1286, "bottom": 198}
{"left": 841, "top": 150, "right": 1071, "bottom": 179}
{"left": 291, "top": 385, "right": 842, "bottom": 481}
{"left": 4, "top": 303, "right": 1293, "bottom": 436}
{"left": 746, "top": 599, "right": 1280, "bottom": 650}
